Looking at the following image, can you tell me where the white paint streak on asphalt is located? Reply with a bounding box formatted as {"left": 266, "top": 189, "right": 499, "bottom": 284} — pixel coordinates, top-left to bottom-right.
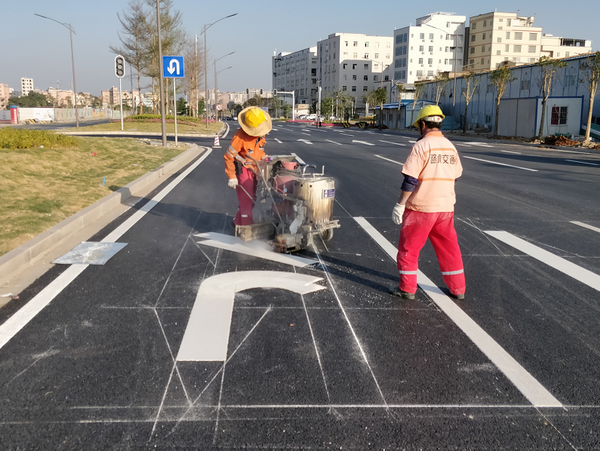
{"left": 374, "top": 155, "right": 404, "bottom": 165}
{"left": 565, "top": 159, "right": 599, "bottom": 166}
{"left": 571, "top": 221, "right": 600, "bottom": 234}
{"left": 325, "top": 140, "right": 342, "bottom": 145}
{"left": 354, "top": 216, "right": 563, "bottom": 408}
{"left": 352, "top": 140, "right": 375, "bottom": 146}
{"left": 379, "top": 140, "right": 406, "bottom": 146}
{"left": 485, "top": 230, "right": 600, "bottom": 292}
{"left": 463, "top": 156, "right": 538, "bottom": 172}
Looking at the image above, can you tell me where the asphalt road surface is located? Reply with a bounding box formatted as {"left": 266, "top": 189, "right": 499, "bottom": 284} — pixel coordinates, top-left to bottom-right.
{"left": 1, "top": 123, "right": 600, "bottom": 450}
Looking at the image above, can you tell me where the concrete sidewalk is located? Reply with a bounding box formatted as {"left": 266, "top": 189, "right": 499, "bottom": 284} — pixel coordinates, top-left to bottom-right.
{"left": 0, "top": 144, "right": 210, "bottom": 306}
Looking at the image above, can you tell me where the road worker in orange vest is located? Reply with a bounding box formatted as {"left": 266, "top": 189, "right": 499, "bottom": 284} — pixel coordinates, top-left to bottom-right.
{"left": 224, "top": 106, "right": 272, "bottom": 226}
{"left": 390, "top": 105, "right": 466, "bottom": 300}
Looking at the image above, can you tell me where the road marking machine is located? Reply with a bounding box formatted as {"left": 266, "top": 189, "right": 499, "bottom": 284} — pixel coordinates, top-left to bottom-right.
{"left": 235, "top": 154, "right": 340, "bottom": 252}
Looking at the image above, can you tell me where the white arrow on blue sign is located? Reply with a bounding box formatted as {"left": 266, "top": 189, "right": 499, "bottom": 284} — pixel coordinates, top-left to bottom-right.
{"left": 162, "top": 56, "right": 184, "bottom": 78}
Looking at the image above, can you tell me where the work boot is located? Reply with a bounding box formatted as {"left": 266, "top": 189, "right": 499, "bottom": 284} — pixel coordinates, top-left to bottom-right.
{"left": 450, "top": 292, "right": 465, "bottom": 300}
{"left": 389, "top": 287, "right": 415, "bottom": 300}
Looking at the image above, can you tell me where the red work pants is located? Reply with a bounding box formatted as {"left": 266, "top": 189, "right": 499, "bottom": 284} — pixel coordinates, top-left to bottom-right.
{"left": 234, "top": 166, "right": 257, "bottom": 226}
{"left": 397, "top": 210, "right": 466, "bottom": 296}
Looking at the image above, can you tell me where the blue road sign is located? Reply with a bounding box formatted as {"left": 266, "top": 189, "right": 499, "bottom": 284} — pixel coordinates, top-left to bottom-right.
{"left": 162, "top": 56, "right": 184, "bottom": 78}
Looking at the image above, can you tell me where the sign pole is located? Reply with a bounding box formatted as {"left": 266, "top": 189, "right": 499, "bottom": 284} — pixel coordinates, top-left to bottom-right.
{"left": 174, "top": 78, "right": 178, "bottom": 145}
{"left": 119, "top": 77, "right": 124, "bottom": 131}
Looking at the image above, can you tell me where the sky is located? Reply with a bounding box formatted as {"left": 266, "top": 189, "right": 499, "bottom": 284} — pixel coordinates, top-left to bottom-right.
{"left": 2, "top": 0, "right": 600, "bottom": 98}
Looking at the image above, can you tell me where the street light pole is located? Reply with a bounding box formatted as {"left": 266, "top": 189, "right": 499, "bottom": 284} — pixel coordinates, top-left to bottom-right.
{"left": 35, "top": 13, "right": 79, "bottom": 127}
{"left": 214, "top": 52, "right": 235, "bottom": 121}
{"left": 202, "top": 13, "right": 238, "bottom": 130}
{"left": 215, "top": 66, "right": 232, "bottom": 120}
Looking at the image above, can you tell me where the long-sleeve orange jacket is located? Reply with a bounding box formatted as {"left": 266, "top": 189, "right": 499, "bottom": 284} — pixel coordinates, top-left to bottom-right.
{"left": 224, "top": 129, "right": 267, "bottom": 180}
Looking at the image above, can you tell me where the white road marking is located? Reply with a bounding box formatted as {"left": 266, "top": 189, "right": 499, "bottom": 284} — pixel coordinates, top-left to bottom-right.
{"left": 352, "top": 140, "right": 375, "bottom": 146}
{"left": 409, "top": 140, "right": 417, "bottom": 144}
{"left": 456, "top": 143, "right": 472, "bottom": 147}
{"left": 565, "top": 159, "right": 599, "bottom": 166}
{"left": 501, "top": 150, "right": 522, "bottom": 154}
{"left": 571, "top": 221, "right": 600, "bottom": 234}
{"left": 294, "top": 155, "right": 306, "bottom": 165}
{"left": 375, "top": 155, "right": 404, "bottom": 165}
{"left": 274, "top": 138, "right": 282, "bottom": 143}
{"left": 0, "top": 148, "right": 214, "bottom": 351}
{"left": 463, "top": 156, "right": 538, "bottom": 172}
{"left": 302, "top": 133, "right": 311, "bottom": 136}
{"left": 354, "top": 217, "right": 562, "bottom": 408}
{"left": 485, "top": 230, "right": 600, "bottom": 292}
{"left": 177, "top": 271, "right": 325, "bottom": 361}
{"left": 379, "top": 140, "right": 406, "bottom": 146}
{"left": 325, "top": 139, "right": 342, "bottom": 145}
{"left": 301, "top": 129, "right": 311, "bottom": 132}
{"left": 297, "top": 139, "right": 313, "bottom": 145}
{"left": 467, "top": 142, "right": 494, "bottom": 148}
{"left": 340, "top": 133, "right": 355, "bottom": 136}
{"left": 195, "top": 232, "right": 316, "bottom": 267}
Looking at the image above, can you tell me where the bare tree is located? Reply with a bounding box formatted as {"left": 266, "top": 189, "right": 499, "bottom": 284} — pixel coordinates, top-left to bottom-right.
{"left": 395, "top": 82, "right": 406, "bottom": 129}
{"left": 579, "top": 51, "right": 600, "bottom": 146}
{"left": 410, "top": 82, "right": 426, "bottom": 128}
{"left": 535, "top": 55, "right": 568, "bottom": 140}
{"left": 109, "top": 0, "right": 149, "bottom": 115}
{"left": 461, "top": 71, "right": 480, "bottom": 133}
{"left": 489, "top": 66, "right": 516, "bottom": 137}
{"left": 182, "top": 36, "right": 204, "bottom": 117}
{"left": 433, "top": 72, "right": 449, "bottom": 105}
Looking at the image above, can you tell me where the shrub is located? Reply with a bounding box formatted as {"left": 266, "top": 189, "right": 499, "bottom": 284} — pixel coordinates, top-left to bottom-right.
{"left": 0, "top": 128, "right": 79, "bottom": 149}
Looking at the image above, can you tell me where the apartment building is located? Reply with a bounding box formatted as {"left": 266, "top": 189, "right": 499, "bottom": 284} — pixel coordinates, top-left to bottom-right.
{"left": 272, "top": 47, "right": 318, "bottom": 105}
{"left": 540, "top": 35, "right": 592, "bottom": 59}
{"left": 393, "top": 12, "right": 466, "bottom": 84}
{"left": 0, "top": 83, "right": 9, "bottom": 110}
{"left": 317, "top": 33, "right": 394, "bottom": 112}
{"left": 467, "top": 12, "right": 592, "bottom": 71}
{"left": 21, "top": 78, "right": 34, "bottom": 96}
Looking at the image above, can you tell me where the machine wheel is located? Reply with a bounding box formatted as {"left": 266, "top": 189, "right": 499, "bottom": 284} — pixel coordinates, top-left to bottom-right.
{"left": 320, "top": 228, "right": 334, "bottom": 242}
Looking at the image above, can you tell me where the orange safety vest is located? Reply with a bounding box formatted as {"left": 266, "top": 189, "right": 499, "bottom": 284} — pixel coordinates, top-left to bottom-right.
{"left": 224, "top": 129, "right": 266, "bottom": 180}
{"left": 402, "top": 130, "right": 463, "bottom": 213}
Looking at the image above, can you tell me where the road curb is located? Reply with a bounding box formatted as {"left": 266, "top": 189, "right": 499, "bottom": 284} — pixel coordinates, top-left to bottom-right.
{"left": 0, "top": 144, "right": 208, "bottom": 287}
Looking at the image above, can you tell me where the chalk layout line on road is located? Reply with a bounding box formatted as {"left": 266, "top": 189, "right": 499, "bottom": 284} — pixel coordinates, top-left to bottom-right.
{"left": 353, "top": 216, "right": 562, "bottom": 408}
{"left": 0, "top": 148, "right": 214, "bottom": 352}
{"left": 463, "top": 156, "right": 538, "bottom": 172}
{"left": 374, "top": 155, "right": 404, "bottom": 166}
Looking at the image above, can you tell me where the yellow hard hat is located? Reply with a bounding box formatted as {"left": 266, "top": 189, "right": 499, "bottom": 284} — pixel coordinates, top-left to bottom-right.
{"left": 413, "top": 105, "right": 445, "bottom": 128}
{"left": 238, "top": 106, "right": 272, "bottom": 137}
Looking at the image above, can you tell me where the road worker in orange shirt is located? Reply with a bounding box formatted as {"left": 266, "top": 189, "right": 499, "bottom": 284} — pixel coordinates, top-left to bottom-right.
{"left": 224, "top": 106, "right": 272, "bottom": 226}
{"left": 390, "top": 105, "right": 466, "bottom": 300}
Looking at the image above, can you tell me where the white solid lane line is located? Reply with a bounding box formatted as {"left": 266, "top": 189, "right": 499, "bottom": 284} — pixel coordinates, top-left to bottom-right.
{"left": 354, "top": 216, "right": 562, "bottom": 408}
{"left": 375, "top": 155, "right": 404, "bottom": 165}
{"left": 485, "top": 230, "right": 600, "bottom": 292}
{"left": 565, "top": 159, "right": 599, "bottom": 166}
{"left": 571, "top": 221, "right": 600, "bottom": 234}
{"left": 379, "top": 140, "right": 407, "bottom": 146}
{"left": 463, "top": 156, "right": 538, "bottom": 172}
{"left": 0, "top": 148, "right": 214, "bottom": 351}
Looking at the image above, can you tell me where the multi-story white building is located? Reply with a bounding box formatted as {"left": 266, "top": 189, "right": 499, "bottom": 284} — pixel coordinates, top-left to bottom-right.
{"left": 21, "top": 78, "right": 34, "bottom": 96}
{"left": 540, "top": 35, "right": 592, "bottom": 60}
{"left": 466, "top": 12, "right": 592, "bottom": 71}
{"left": 393, "top": 12, "right": 466, "bottom": 84}
{"left": 272, "top": 47, "right": 318, "bottom": 106}
{"left": 317, "top": 33, "right": 394, "bottom": 113}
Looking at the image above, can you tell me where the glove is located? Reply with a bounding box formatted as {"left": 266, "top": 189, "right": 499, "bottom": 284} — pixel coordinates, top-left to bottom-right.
{"left": 228, "top": 178, "right": 238, "bottom": 189}
{"left": 392, "top": 203, "right": 405, "bottom": 225}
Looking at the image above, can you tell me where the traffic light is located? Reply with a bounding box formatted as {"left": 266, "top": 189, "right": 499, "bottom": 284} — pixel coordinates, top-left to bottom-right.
{"left": 115, "top": 55, "right": 125, "bottom": 78}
